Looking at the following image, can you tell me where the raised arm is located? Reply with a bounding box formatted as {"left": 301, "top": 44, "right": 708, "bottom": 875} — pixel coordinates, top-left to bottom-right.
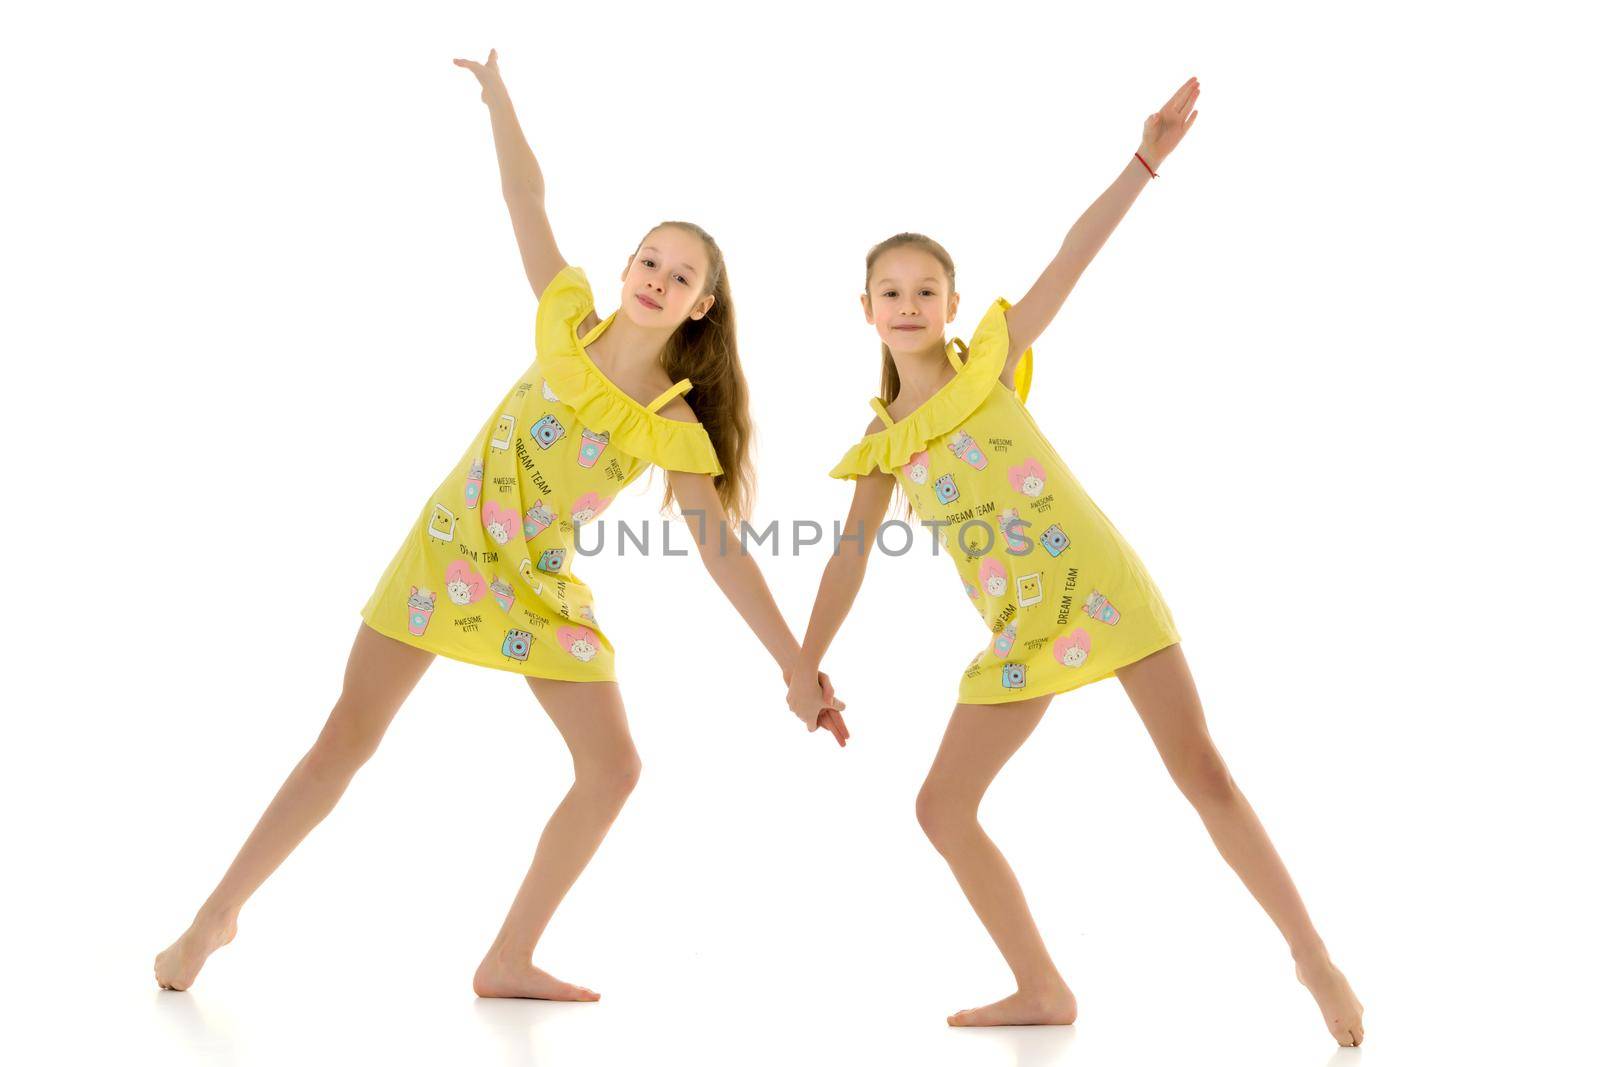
{"left": 786, "top": 467, "right": 896, "bottom": 723}
{"left": 1001, "top": 76, "right": 1200, "bottom": 382}
{"left": 666, "top": 468, "right": 850, "bottom": 746}
{"left": 453, "top": 49, "right": 568, "bottom": 299}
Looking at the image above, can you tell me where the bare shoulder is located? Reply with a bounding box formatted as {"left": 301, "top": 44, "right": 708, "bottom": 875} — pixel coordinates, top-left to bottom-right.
{"left": 654, "top": 395, "right": 700, "bottom": 424}
{"left": 864, "top": 415, "right": 886, "bottom": 435}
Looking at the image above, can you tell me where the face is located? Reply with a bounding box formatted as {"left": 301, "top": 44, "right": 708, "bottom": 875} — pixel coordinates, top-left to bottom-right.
{"left": 862, "top": 246, "right": 958, "bottom": 352}
{"left": 619, "top": 227, "right": 715, "bottom": 328}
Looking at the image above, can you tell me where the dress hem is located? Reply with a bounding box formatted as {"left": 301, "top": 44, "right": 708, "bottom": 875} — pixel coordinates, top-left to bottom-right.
{"left": 957, "top": 630, "right": 1181, "bottom": 706}
{"left": 358, "top": 613, "right": 618, "bottom": 683}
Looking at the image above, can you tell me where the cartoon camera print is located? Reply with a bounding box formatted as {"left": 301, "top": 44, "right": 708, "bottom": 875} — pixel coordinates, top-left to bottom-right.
{"left": 1000, "top": 662, "right": 1027, "bottom": 689}
{"left": 502, "top": 628, "right": 533, "bottom": 662}
{"left": 531, "top": 414, "right": 566, "bottom": 450}
{"left": 933, "top": 473, "right": 959, "bottom": 504}
{"left": 537, "top": 547, "right": 566, "bottom": 574}
{"left": 1041, "top": 523, "right": 1070, "bottom": 557}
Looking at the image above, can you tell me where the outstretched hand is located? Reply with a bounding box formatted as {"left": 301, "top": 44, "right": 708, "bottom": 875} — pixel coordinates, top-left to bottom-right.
{"left": 452, "top": 48, "right": 506, "bottom": 104}
{"left": 1140, "top": 76, "right": 1200, "bottom": 170}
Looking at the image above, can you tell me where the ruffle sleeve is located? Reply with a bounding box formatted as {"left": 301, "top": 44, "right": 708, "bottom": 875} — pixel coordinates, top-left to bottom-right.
{"left": 535, "top": 264, "right": 724, "bottom": 476}
{"left": 829, "top": 296, "right": 1033, "bottom": 479}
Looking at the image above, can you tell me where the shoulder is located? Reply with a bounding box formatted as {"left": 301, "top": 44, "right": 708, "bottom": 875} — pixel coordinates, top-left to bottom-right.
{"left": 864, "top": 415, "right": 886, "bottom": 435}
{"left": 654, "top": 395, "right": 701, "bottom": 424}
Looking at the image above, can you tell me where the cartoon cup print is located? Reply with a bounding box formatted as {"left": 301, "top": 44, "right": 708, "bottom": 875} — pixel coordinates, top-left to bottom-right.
{"left": 531, "top": 413, "right": 566, "bottom": 450}
{"left": 963, "top": 578, "right": 981, "bottom": 602}
{"left": 444, "top": 559, "right": 487, "bottom": 606}
{"left": 481, "top": 500, "right": 519, "bottom": 546}
{"left": 933, "top": 473, "right": 959, "bottom": 504}
{"left": 979, "top": 557, "right": 1008, "bottom": 597}
{"left": 523, "top": 499, "right": 556, "bottom": 540}
{"left": 1083, "top": 590, "right": 1121, "bottom": 625}
{"left": 902, "top": 450, "right": 931, "bottom": 485}
{"left": 558, "top": 625, "right": 599, "bottom": 662}
{"left": 570, "top": 491, "right": 612, "bottom": 525}
{"left": 1054, "top": 628, "right": 1091, "bottom": 667}
{"left": 490, "top": 577, "right": 515, "bottom": 612}
{"left": 948, "top": 430, "right": 989, "bottom": 470}
{"left": 406, "top": 586, "right": 436, "bottom": 636}
{"left": 502, "top": 628, "right": 533, "bottom": 662}
{"left": 464, "top": 459, "right": 483, "bottom": 511}
{"left": 999, "top": 508, "right": 1028, "bottom": 553}
{"left": 1008, "top": 458, "right": 1047, "bottom": 498}
{"left": 992, "top": 622, "right": 1017, "bottom": 657}
{"left": 490, "top": 414, "right": 516, "bottom": 452}
{"left": 577, "top": 428, "right": 610, "bottom": 468}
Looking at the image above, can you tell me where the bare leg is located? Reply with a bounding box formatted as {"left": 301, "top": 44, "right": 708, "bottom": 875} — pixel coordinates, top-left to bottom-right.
{"left": 1116, "top": 642, "right": 1364, "bottom": 1047}
{"left": 153, "top": 623, "right": 434, "bottom": 991}
{"left": 472, "top": 677, "right": 641, "bottom": 1001}
{"left": 916, "top": 695, "right": 1078, "bottom": 1027}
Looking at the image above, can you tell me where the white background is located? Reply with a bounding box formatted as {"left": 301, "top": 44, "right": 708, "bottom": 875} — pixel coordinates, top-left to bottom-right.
{"left": 3, "top": 1, "right": 1596, "bottom": 1064}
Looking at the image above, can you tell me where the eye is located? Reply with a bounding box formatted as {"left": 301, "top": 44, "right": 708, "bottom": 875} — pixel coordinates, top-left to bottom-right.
{"left": 641, "top": 257, "right": 655, "bottom": 268}
{"left": 920, "top": 289, "right": 935, "bottom": 297}
{"left": 675, "top": 274, "right": 689, "bottom": 285}
{"left": 882, "top": 289, "right": 897, "bottom": 298}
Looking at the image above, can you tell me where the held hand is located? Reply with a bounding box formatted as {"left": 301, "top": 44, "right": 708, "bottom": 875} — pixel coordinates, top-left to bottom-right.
{"left": 452, "top": 48, "right": 507, "bottom": 104}
{"left": 783, "top": 667, "right": 848, "bottom": 744}
{"left": 1139, "top": 76, "right": 1200, "bottom": 171}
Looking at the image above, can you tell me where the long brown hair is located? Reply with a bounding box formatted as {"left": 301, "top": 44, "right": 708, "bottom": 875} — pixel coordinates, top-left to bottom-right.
{"left": 643, "top": 221, "right": 755, "bottom": 525}
{"left": 865, "top": 232, "right": 958, "bottom": 518}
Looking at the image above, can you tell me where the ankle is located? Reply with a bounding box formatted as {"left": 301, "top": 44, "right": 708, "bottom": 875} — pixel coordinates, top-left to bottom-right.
{"left": 194, "top": 903, "right": 240, "bottom": 933}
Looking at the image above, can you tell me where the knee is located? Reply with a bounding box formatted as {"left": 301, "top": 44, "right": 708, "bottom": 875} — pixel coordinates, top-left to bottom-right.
{"left": 577, "top": 750, "right": 643, "bottom": 805}
{"left": 916, "top": 779, "right": 978, "bottom": 853}
{"left": 304, "top": 722, "right": 380, "bottom": 780}
{"left": 1173, "top": 749, "right": 1239, "bottom": 809}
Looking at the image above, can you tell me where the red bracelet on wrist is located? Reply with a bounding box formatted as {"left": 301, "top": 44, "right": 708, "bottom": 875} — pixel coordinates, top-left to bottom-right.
{"left": 1135, "top": 152, "right": 1159, "bottom": 179}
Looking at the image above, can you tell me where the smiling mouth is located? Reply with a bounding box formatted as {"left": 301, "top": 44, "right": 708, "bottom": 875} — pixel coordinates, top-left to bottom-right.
{"left": 636, "top": 294, "right": 662, "bottom": 310}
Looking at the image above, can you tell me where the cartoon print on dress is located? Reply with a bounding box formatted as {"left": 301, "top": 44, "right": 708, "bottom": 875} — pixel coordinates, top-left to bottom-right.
{"left": 541, "top": 378, "right": 559, "bottom": 403}
{"left": 1008, "top": 458, "right": 1046, "bottom": 498}
{"left": 531, "top": 413, "right": 566, "bottom": 450}
{"left": 481, "top": 499, "right": 519, "bottom": 546}
{"left": 558, "top": 626, "right": 599, "bottom": 662}
{"left": 979, "top": 557, "right": 1008, "bottom": 597}
{"left": 578, "top": 603, "right": 597, "bottom": 625}
{"left": 517, "top": 558, "right": 543, "bottom": 594}
{"left": 464, "top": 460, "right": 484, "bottom": 510}
{"left": 1041, "top": 523, "right": 1070, "bottom": 557}
{"left": 948, "top": 430, "right": 989, "bottom": 470}
{"left": 963, "top": 578, "right": 981, "bottom": 603}
{"left": 427, "top": 503, "right": 457, "bottom": 543}
{"left": 490, "top": 576, "right": 516, "bottom": 612}
{"left": 1084, "top": 590, "right": 1121, "bottom": 625}
{"left": 537, "top": 547, "right": 566, "bottom": 574}
{"left": 569, "top": 491, "right": 613, "bottom": 525}
{"left": 523, "top": 499, "right": 556, "bottom": 539}
{"left": 1000, "top": 507, "right": 1028, "bottom": 552}
{"left": 444, "top": 559, "right": 488, "bottom": 606}
{"left": 1000, "top": 662, "right": 1027, "bottom": 689}
{"left": 1053, "top": 628, "right": 1091, "bottom": 667}
{"left": 491, "top": 415, "right": 516, "bottom": 452}
{"left": 502, "top": 628, "right": 533, "bottom": 662}
{"left": 933, "top": 473, "right": 959, "bottom": 504}
{"left": 992, "top": 622, "right": 1017, "bottom": 657}
{"left": 406, "top": 586, "right": 436, "bottom": 636}
{"left": 903, "top": 450, "right": 931, "bottom": 485}
{"left": 1016, "top": 572, "right": 1044, "bottom": 607}
{"left": 577, "top": 428, "right": 611, "bottom": 469}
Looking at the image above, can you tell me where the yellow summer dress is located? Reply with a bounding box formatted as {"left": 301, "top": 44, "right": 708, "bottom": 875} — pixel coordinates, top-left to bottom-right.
{"left": 360, "top": 264, "right": 723, "bottom": 680}
{"left": 830, "top": 297, "right": 1181, "bottom": 704}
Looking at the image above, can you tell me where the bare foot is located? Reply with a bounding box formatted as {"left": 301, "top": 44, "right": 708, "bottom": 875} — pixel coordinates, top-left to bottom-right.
{"left": 947, "top": 983, "right": 1078, "bottom": 1027}
{"left": 153, "top": 912, "right": 238, "bottom": 991}
{"left": 1295, "top": 951, "right": 1364, "bottom": 1046}
{"left": 473, "top": 955, "right": 599, "bottom": 1002}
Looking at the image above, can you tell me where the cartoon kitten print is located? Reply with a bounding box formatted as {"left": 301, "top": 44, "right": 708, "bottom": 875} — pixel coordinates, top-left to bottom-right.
{"left": 569, "top": 491, "right": 612, "bottom": 525}
{"left": 558, "top": 626, "right": 599, "bottom": 662}
{"left": 1053, "top": 628, "right": 1091, "bottom": 667}
{"left": 481, "top": 499, "right": 519, "bottom": 545}
{"left": 1008, "top": 458, "right": 1046, "bottom": 498}
{"left": 979, "top": 557, "right": 1008, "bottom": 597}
{"left": 444, "top": 559, "right": 488, "bottom": 606}
{"left": 902, "top": 450, "right": 931, "bottom": 485}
